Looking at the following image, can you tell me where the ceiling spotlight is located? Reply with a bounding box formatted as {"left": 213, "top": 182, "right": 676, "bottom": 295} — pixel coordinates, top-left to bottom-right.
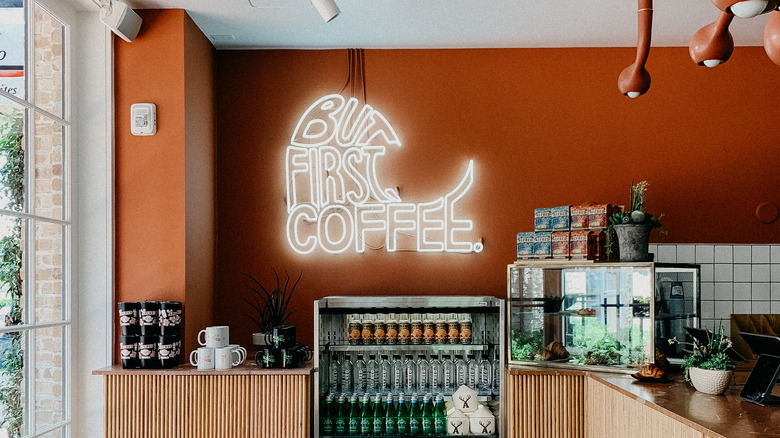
{"left": 711, "top": 0, "right": 776, "bottom": 18}
{"left": 618, "top": 0, "right": 653, "bottom": 98}
{"left": 764, "top": 11, "right": 780, "bottom": 65}
{"left": 311, "top": 0, "right": 340, "bottom": 23}
{"left": 690, "top": 12, "right": 735, "bottom": 67}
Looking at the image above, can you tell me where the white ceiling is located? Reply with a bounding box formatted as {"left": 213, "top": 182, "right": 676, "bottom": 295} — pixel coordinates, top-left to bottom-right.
{"left": 71, "top": 0, "right": 772, "bottom": 50}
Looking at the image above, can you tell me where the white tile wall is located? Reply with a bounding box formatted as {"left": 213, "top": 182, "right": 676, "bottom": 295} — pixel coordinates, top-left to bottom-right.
{"left": 654, "top": 244, "right": 780, "bottom": 336}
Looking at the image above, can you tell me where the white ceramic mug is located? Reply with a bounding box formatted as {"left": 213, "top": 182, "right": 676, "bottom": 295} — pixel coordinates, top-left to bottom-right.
{"left": 228, "top": 344, "right": 247, "bottom": 365}
{"left": 215, "top": 346, "right": 241, "bottom": 370}
{"left": 189, "top": 347, "right": 215, "bottom": 370}
{"left": 198, "top": 325, "right": 229, "bottom": 348}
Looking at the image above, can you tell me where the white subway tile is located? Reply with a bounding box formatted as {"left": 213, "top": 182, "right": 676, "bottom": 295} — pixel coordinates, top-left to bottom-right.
{"left": 722, "top": 324, "right": 731, "bottom": 337}
{"left": 752, "top": 246, "right": 770, "bottom": 263}
{"left": 648, "top": 245, "right": 658, "bottom": 256}
{"left": 771, "top": 263, "right": 780, "bottom": 282}
{"left": 695, "top": 245, "right": 715, "bottom": 264}
{"left": 733, "top": 283, "right": 752, "bottom": 301}
{"left": 753, "top": 264, "right": 771, "bottom": 282}
{"left": 772, "top": 283, "right": 780, "bottom": 301}
{"left": 734, "top": 245, "right": 752, "bottom": 264}
{"left": 752, "top": 301, "right": 771, "bottom": 314}
{"left": 700, "top": 264, "right": 714, "bottom": 282}
{"left": 701, "top": 301, "right": 715, "bottom": 319}
{"left": 734, "top": 301, "right": 752, "bottom": 314}
{"left": 701, "top": 319, "right": 715, "bottom": 332}
{"left": 715, "top": 283, "right": 733, "bottom": 301}
{"left": 677, "top": 245, "right": 696, "bottom": 264}
{"left": 752, "top": 283, "right": 771, "bottom": 301}
{"left": 657, "top": 245, "right": 677, "bottom": 263}
{"left": 734, "top": 264, "right": 752, "bottom": 282}
{"left": 772, "top": 302, "right": 780, "bottom": 314}
{"left": 701, "top": 282, "right": 714, "bottom": 301}
{"left": 713, "top": 264, "right": 733, "bottom": 282}
{"left": 714, "top": 245, "right": 733, "bottom": 263}
{"left": 714, "top": 301, "right": 733, "bottom": 320}
{"left": 771, "top": 245, "right": 780, "bottom": 264}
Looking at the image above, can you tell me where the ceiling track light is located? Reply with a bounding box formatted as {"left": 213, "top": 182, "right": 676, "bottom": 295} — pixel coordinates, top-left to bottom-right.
{"left": 311, "top": 0, "right": 340, "bottom": 23}
{"left": 712, "top": 0, "right": 777, "bottom": 18}
{"left": 690, "top": 11, "right": 735, "bottom": 67}
{"left": 618, "top": 0, "right": 653, "bottom": 98}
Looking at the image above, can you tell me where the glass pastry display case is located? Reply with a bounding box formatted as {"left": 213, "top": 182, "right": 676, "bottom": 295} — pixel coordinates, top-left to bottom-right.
{"left": 507, "top": 261, "right": 699, "bottom": 373}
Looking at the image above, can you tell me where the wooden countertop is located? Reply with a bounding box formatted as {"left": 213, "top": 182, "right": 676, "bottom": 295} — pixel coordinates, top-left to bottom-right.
{"left": 93, "top": 361, "right": 313, "bottom": 376}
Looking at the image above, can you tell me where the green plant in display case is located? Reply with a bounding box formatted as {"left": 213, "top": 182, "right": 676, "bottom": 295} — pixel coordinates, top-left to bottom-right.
{"left": 571, "top": 322, "right": 620, "bottom": 366}
{"left": 0, "top": 109, "right": 24, "bottom": 438}
{"left": 617, "top": 325, "right": 649, "bottom": 366}
{"left": 511, "top": 329, "right": 544, "bottom": 361}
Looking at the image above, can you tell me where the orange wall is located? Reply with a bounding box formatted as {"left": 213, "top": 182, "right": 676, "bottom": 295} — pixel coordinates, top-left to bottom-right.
{"left": 214, "top": 48, "right": 780, "bottom": 349}
{"left": 115, "top": 9, "right": 215, "bottom": 358}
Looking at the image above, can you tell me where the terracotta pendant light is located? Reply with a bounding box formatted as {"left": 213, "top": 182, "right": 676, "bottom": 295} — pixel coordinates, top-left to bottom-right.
{"left": 618, "top": 0, "right": 653, "bottom": 98}
{"left": 711, "top": 0, "right": 777, "bottom": 18}
{"left": 764, "top": 10, "right": 780, "bottom": 65}
{"left": 690, "top": 11, "right": 735, "bottom": 67}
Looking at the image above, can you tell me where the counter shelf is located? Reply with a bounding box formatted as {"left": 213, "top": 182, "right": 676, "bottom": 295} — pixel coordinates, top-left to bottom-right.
{"left": 323, "top": 342, "right": 492, "bottom": 353}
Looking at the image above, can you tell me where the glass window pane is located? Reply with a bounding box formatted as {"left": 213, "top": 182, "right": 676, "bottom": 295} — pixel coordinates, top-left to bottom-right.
{"left": 35, "top": 324, "right": 64, "bottom": 432}
{"left": 34, "top": 220, "right": 62, "bottom": 323}
{"left": 34, "top": 3, "right": 65, "bottom": 118}
{"left": 38, "top": 428, "right": 65, "bottom": 438}
{"left": 0, "top": 329, "right": 26, "bottom": 438}
{"left": 0, "top": 2, "right": 27, "bottom": 101}
{"left": 34, "top": 113, "right": 63, "bottom": 220}
{"left": 0, "top": 102, "right": 26, "bottom": 214}
{"left": 0, "top": 214, "right": 26, "bottom": 326}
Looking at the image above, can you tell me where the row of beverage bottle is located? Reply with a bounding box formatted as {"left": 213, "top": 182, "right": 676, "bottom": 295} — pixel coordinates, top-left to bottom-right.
{"left": 322, "top": 392, "right": 454, "bottom": 437}
{"left": 327, "top": 351, "right": 500, "bottom": 397}
{"left": 347, "top": 313, "right": 473, "bottom": 346}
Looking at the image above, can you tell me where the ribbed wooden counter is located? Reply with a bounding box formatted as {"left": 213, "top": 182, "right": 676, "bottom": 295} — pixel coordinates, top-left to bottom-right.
{"left": 93, "top": 362, "right": 312, "bottom": 438}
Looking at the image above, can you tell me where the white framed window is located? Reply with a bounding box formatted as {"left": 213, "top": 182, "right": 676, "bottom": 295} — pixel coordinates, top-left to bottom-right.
{"left": 0, "top": 0, "right": 71, "bottom": 436}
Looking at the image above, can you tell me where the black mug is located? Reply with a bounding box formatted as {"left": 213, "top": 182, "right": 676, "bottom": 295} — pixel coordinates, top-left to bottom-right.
{"left": 139, "top": 301, "right": 160, "bottom": 336}
{"left": 157, "top": 335, "right": 179, "bottom": 369}
{"left": 119, "top": 335, "right": 139, "bottom": 369}
{"left": 282, "top": 343, "right": 312, "bottom": 368}
{"left": 159, "top": 301, "right": 182, "bottom": 335}
{"left": 256, "top": 348, "right": 283, "bottom": 369}
{"left": 265, "top": 325, "right": 296, "bottom": 349}
{"left": 118, "top": 302, "right": 140, "bottom": 336}
{"left": 138, "top": 335, "right": 159, "bottom": 369}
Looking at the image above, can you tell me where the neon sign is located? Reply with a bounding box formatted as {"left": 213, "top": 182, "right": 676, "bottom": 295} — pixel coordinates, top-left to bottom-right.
{"left": 285, "top": 94, "right": 482, "bottom": 255}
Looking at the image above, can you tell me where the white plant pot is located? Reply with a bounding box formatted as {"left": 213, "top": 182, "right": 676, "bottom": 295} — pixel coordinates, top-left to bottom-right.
{"left": 688, "top": 367, "right": 733, "bottom": 395}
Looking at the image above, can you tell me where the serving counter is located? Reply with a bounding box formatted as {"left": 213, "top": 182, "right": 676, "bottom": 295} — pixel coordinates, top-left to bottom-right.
{"left": 92, "top": 362, "right": 312, "bottom": 438}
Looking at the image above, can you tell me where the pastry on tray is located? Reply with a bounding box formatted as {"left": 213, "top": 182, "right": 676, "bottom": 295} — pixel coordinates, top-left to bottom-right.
{"left": 577, "top": 308, "right": 596, "bottom": 316}
{"left": 632, "top": 363, "right": 668, "bottom": 381}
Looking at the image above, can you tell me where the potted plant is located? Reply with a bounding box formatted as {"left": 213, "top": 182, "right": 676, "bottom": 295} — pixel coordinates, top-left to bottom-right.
{"left": 670, "top": 324, "right": 735, "bottom": 395}
{"left": 241, "top": 269, "right": 301, "bottom": 348}
{"left": 608, "top": 180, "right": 667, "bottom": 261}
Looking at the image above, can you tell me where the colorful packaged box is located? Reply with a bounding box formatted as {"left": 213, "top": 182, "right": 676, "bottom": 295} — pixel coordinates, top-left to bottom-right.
{"left": 588, "top": 204, "right": 613, "bottom": 230}
{"left": 570, "top": 204, "right": 591, "bottom": 230}
{"left": 570, "top": 230, "right": 595, "bottom": 259}
{"left": 516, "top": 232, "right": 535, "bottom": 259}
{"left": 594, "top": 230, "right": 607, "bottom": 261}
{"left": 534, "top": 208, "right": 552, "bottom": 231}
{"left": 533, "top": 232, "right": 552, "bottom": 259}
{"left": 551, "top": 232, "right": 570, "bottom": 259}
{"left": 550, "top": 205, "right": 571, "bottom": 230}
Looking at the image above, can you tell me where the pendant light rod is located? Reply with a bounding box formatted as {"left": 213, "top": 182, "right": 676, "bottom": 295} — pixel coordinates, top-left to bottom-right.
{"left": 618, "top": 0, "right": 653, "bottom": 98}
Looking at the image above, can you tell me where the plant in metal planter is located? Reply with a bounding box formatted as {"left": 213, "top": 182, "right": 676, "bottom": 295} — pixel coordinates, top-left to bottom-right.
{"left": 608, "top": 180, "right": 667, "bottom": 261}
{"left": 241, "top": 269, "right": 301, "bottom": 346}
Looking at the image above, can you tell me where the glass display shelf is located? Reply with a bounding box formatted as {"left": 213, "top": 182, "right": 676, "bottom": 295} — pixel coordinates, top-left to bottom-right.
{"left": 323, "top": 342, "right": 492, "bottom": 353}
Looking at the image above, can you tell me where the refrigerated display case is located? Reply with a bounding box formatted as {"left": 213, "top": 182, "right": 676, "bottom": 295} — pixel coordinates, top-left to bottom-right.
{"left": 507, "top": 261, "right": 699, "bottom": 373}
{"left": 314, "top": 295, "right": 505, "bottom": 438}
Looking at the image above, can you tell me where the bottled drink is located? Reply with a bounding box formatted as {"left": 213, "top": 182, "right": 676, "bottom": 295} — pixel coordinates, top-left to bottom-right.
{"left": 442, "top": 355, "right": 455, "bottom": 395}
{"left": 371, "top": 393, "right": 385, "bottom": 436}
{"left": 420, "top": 393, "right": 434, "bottom": 436}
{"left": 348, "top": 394, "right": 360, "bottom": 436}
{"left": 392, "top": 354, "right": 405, "bottom": 395}
{"left": 408, "top": 393, "right": 422, "bottom": 436}
{"left": 329, "top": 353, "right": 341, "bottom": 395}
{"left": 478, "top": 353, "right": 493, "bottom": 396}
{"left": 355, "top": 354, "right": 367, "bottom": 394}
{"left": 322, "top": 394, "right": 335, "bottom": 436}
{"left": 366, "top": 354, "right": 379, "bottom": 395}
{"left": 455, "top": 354, "right": 468, "bottom": 388}
{"left": 379, "top": 354, "right": 392, "bottom": 394}
{"left": 384, "top": 393, "right": 398, "bottom": 436}
{"left": 492, "top": 349, "right": 501, "bottom": 396}
{"left": 417, "top": 355, "right": 430, "bottom": 394}
{"left": 359, "top": 394, "right": 372, "bottom": 436}
{"left": 403, "top": 355, "right": 416, "bottom": 395}
{"left": 433, "top": 394, "right": 447, "bottom": 436}
{"left": 334, "top": 394, "right": 348, "bottom": 436}
{"left": 396, "top": 393, "right": 410, "bottom": 436}
{"left": 342, "top": 354, "right": 353, "bottom": 394}
{"left": 467, "top": 354, "right": 478, "bottom": 389}
{"left": 429, "top": 355, "right": 442, "bottom": 394}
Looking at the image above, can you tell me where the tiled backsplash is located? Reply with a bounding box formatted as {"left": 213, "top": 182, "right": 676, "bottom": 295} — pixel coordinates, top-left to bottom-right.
{"left": 650, "top": 244, "right": 780, "bottom": 336}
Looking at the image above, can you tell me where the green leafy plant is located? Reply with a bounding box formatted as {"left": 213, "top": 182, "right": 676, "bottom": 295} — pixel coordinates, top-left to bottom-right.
{"left": 608, "top": 180, "right": 667, "bottom": 234}
{"left": 572, "top": 323, "right": 620, "bottom": 366}
{"left": 0, "top": 109, "right": 24, "bottom": 438}
{"left": 511, "top": 329, "right": 544, "bottom": 361}
{"left": 241, "top": 269, "right": 301, "bottom": 333}
{"left": 669, "top": 324, "right": 735, "bottom": 383}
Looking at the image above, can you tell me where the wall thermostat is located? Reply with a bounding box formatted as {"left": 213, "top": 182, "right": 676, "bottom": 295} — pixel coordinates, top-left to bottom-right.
{"left": 131, "top": 103, "right": 156, "bottom": 136}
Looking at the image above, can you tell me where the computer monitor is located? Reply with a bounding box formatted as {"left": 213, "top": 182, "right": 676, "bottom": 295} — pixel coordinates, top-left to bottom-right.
{"left": 683, "top": 326, "right": 747, "bottom": 362}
